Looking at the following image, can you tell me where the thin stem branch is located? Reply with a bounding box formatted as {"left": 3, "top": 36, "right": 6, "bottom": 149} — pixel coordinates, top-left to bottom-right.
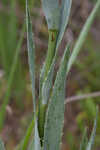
{"left": 65, "top": 91, "right": 100, "bottom": 104}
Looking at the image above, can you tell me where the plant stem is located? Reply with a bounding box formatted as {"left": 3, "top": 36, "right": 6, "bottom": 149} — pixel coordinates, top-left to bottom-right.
{"left": 44, "top": 29, "right": 58, "bottom": 81}
{"left": 38, "top": 29, "right": 58, "bottom": 145}
{"left": 38, "top": 104, "right": 47, "bottom": 146}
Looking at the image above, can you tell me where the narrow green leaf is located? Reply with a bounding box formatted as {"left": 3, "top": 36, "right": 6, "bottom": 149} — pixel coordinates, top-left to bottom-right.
{"left": 80, "top": 128, "right": 88, "bottom": 150}
{"left": 56, "top": 0, "right": 72, "bottom": 49}
{"left": 33, "top": 121, "right": 41, "bottom": 150}
{"left": 39, "top": 30, "right": 58, "bottom": 94}
{"left": 26, "top": 0, "right": 36, "bottom": 112}
{"left": 40, "top": 32, "right": 57, "bottom": 104}
{"left": 0, "top": 139, "right": 5, "bottom": 150}
{"left": 43, "top": 30, "right": 58, "bottom": 81}
{"left": 39, "top": 63, "right": 46, "bottom": 97}
{"left": 26, "top": 1, "right": 41, "bottom": 150}
{"left": 43, "top": 44, "right": 70, "bottom": 150}
{"left": 86, "top": 107, "right": 98, "bottom": 150}
{"left": 28, "top": 120, "right": 41, "bottom": 150}
{"left": 16, "top": 118, "right": 34, "bottom": 150}
{"left": 42, "top": 62, "right": 54, "bottom": 105}
{"left": 67, "top": 0, "right": 100, "bottom": 73}
{"left": 38, "top": 60, "right": 55, "bottom": 142}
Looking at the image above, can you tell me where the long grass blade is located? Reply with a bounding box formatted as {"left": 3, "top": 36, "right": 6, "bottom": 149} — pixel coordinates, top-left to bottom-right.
{"left": 16, "top": 118, "right": 35, "bottom": 150}
{"left": 80, "top": 128, "right": 88, "bottom": 150}
{"left": 26, "top": 1, "right": 41, "bottom": 150}
{"left": 67, "top": 0, "right": 100, "bottom": 73}
{"left": 56, "top": 0, "right": 72, "bottom": 49}
{"left": 26, "top": 0, "right": 36, "bottom": 112}
{"left": 27, "top": 121, "right": 41, "bottom": 150}
{"left": 86, "top": 107, "right": 98, "bottom": 150}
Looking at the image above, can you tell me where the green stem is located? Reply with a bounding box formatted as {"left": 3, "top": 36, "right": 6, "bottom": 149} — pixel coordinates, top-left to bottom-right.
{"left": 38, "top": 104, "right": 47, "bottom": 145}
{"left": 44, "top": 29, "right": 58, "bottom": 81}
{"left": 38, "top": 29, "right": 58, "bottom": 145}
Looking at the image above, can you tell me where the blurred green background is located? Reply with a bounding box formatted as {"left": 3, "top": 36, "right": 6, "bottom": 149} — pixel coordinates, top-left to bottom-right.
{"left": 0, "top": 0, "right": 100, "bottom": 149}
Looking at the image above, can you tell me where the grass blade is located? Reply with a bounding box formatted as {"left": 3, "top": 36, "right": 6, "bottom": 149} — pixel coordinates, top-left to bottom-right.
{"left": 80, "top": 128, "right": 88, "bottom": 150}
{"left": 43, "top": 44, "right": 70, "bottom": 150}
{"left": 86, "top": 107, "right": 98, "bottom": 150}
{"left": 16, "top": 118, "right": 34, "bottom": 150}
{"left": 26, "top": 1, "right": 41, "bottom": 150}
{"left": 56, "top": 0, "right": 72, "bottom": 49}
{"left": 27, "top": 121, "right": 41, "bottom": 150}
{"left": 27, "top": 120, "right": 41, "bottom": 150}
{"left": 33, "top": 121, "right": 41, "bottom": 150}
{"left": 42, "top": 62, "right": 55, "bottom": 105}
{"left": 26, "top": 0, "right": 36, "bottom": 112}
{"left": 67, "top": 0, "right": 100, "bottom": 73}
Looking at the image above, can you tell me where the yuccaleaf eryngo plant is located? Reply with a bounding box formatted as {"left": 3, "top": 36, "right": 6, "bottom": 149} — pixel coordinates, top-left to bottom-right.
{"left": 0, "top": 0, "right": 100, "bottom": 150}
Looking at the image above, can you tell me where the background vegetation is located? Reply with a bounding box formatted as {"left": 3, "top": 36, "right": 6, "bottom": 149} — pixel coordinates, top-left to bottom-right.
{"left": 0, "top": 0, "right": 100, "bottom": 149}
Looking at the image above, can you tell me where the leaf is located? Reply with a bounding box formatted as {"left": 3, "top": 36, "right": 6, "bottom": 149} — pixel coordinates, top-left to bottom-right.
{"left": 39, "top": 30, "right": 58, "bottom": 98}
{"left": 41, "top": 62, "right": 55, "bottom": 105}
{"left": 38, "top": 61, "right": 55, "bottom": 142}
{"left": 80, "top": 128, "right": 88, "bottom": 150}
{"left": 86, "top": 107, "right": 98, "bottom": 150}
{"left": 33, "top": 121, "right": 41, "bottom": 150}
{"left": 16, "top": 118, "right": 35, "bottom": 150}
{"left": 26, "top": 0, "right": 36, "bottom": 112}
{"left": 28, "top": 120, "right": 41, "bottom": 150}
{"left": 0, "top": 139, "right": 5, "bottom": 150}
{"left": 56, "top": 0, "right": 72, "bottom": 49}
{"left": 42, "top": 0, "right": 60, "bottom": 30}
{"left": 26, "top": 1, "right": 41, "bottom": 150}
{"left": 40, "top": 0, "right": 72, "bottom": 99}
{"left": 43, "top": 44, "right": 70, "bottom": 150}
{"left": 67, "top": 0, "right": 100, "bottom": 73}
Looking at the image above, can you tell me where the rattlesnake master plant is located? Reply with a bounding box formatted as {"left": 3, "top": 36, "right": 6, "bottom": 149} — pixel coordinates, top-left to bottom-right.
{"left": 26, "top": 0, "right": 100, "bottom": 150}
{"left": 0, "top": 0, "right": 100, "bottom": 150}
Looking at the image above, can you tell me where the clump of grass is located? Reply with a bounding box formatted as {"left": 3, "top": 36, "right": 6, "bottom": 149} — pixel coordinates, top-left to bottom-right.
{"left": 0, "top": 0, "right": 100, "bottom": 149}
